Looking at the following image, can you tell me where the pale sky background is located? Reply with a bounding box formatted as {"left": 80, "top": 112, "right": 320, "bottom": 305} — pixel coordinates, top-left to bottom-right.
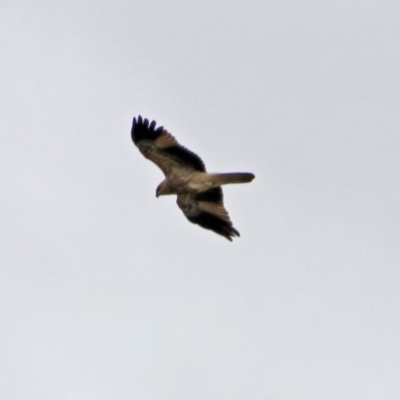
{"left": 1, "top": 1, "right": 400, "bottom": 399}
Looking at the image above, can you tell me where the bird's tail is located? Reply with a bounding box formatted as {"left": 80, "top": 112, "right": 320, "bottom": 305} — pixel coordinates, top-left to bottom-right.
{"left": 207, "top": 172, "right": 255, "bottom": 186}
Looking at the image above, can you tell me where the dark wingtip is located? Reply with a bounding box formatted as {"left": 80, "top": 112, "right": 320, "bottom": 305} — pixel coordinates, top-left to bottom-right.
{"left": 188, "top": 211, "right": 240, "bottom": 241}
{"left": 227, "top": 226, "right": 240, "bottom": 241}
{"left": 221, "top": 226, "right": 240, "bottom": 241}
{"left": 131, "top": 115, "right": 164, "bottom": 145}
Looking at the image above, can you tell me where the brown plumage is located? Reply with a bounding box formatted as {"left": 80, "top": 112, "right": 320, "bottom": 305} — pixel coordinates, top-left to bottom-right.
{"left": 131, "top": 116, "right": 255, "bottom": 241}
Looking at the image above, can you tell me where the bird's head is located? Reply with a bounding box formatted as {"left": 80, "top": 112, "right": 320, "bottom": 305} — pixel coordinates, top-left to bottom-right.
{"left": 156, "top": 180, "right": 169, "bottom": 197}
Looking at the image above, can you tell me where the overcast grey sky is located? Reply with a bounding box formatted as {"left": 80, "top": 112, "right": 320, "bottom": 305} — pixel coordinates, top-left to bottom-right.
{"left": 1, "top": 1, "right": 400, "bottom": 399}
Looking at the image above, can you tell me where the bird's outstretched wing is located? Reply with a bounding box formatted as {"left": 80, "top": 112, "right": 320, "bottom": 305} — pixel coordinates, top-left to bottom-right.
{"left": 177, "top": 187, "right": 240, "bottom": 241}
{"left": 131, "top": 116, "right": 206, "bottom": 176}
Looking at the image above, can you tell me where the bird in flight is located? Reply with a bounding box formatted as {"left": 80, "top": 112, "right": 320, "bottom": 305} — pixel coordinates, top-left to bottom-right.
{"left": 131, "top": 116, "right": 255, "bottom": 241}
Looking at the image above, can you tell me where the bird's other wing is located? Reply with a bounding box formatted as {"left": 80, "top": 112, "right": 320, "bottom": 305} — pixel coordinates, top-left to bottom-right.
{"left": 131, "top": 116, "right": 206, "bottom": 176}
{"left": 177, "top": 187, "right": 240, "bottom": 241}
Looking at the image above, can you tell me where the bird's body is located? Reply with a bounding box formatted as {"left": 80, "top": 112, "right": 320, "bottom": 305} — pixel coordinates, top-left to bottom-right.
{"left": 131, "top": 116, "right": 255, "bottom": 241}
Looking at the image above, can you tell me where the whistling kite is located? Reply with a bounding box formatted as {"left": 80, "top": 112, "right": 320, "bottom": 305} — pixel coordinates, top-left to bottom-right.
{"left": 131, "top": 116, "right": 255, "bottom": 241}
